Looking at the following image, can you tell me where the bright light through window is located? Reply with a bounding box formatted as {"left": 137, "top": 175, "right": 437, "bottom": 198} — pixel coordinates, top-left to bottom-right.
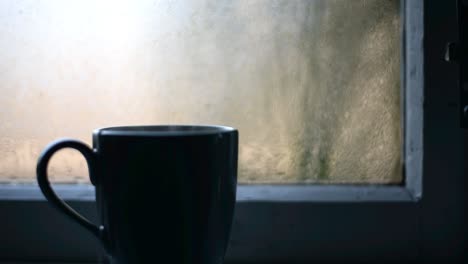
{"left": 0, "top": 0, "right": 401, "bottom": 184}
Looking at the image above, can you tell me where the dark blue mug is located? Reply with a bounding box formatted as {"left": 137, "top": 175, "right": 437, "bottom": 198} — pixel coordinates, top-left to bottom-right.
{"left": 36, "top": 125, "right": 238, "bottom": 264}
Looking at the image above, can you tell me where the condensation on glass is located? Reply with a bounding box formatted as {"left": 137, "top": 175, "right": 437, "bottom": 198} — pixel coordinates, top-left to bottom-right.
{"left": 0, "top": 0, "right": 401, "bottom": 184}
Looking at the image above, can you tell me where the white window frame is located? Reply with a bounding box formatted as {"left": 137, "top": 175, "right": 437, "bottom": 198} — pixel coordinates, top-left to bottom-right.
{"left": 1, "top": 1, "right": 466, "bottom": 263}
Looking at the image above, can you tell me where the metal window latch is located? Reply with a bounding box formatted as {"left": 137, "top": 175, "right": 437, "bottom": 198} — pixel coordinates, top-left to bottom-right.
{"left": 446, "top": 0, "right": 468, "bottom": 128}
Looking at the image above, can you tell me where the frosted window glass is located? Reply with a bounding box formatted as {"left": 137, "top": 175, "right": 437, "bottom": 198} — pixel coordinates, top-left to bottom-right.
{"left": 0, "top": 0, "right": 401, "bottom": 184}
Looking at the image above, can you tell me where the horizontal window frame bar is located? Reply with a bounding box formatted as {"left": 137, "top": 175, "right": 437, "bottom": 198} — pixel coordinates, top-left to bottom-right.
{"left": 0, "top": 183, "right": 418, "bottom": 203}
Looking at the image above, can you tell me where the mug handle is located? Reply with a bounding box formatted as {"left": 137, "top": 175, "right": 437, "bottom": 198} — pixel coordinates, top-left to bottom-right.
{"left": 36, "top": 138, "right": 103, "bottom": 239}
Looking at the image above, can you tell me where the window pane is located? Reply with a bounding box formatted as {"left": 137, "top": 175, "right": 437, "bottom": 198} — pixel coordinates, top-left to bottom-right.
{"left": 0, "top": 0, "right": 401, "bottom": 184}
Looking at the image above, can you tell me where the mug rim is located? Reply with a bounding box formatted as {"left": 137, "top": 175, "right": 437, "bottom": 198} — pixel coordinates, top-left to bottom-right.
{"left": 94, "top": 124, "right": 237, "bottom": 137}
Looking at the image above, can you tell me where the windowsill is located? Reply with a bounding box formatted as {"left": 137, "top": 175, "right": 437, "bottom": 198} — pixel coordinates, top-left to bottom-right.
{"left": 0, "top": 183, "right": 418, "bottom": 202}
